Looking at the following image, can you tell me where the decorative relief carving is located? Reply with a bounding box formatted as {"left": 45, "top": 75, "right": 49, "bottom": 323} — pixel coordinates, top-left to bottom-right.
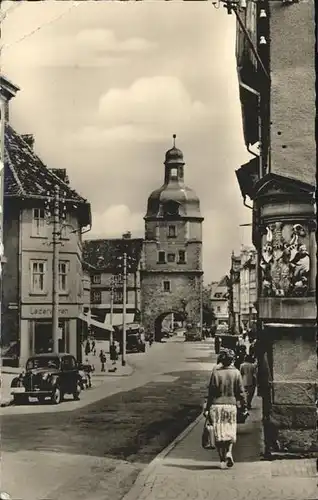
{"left": 260, "top": 222, "right": 310, "bottom": 297}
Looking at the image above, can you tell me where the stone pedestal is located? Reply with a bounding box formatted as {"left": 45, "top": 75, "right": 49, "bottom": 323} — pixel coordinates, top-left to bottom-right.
{"left": 254, "top": 174, "right": 317, "bottom": 455}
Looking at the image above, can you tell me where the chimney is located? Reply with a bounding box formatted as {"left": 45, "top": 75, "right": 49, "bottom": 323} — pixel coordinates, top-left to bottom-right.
{"left": 0, "top": 75, "right": 20, "bottom": 122}
{"left": 21, "top": 134, "right": 34, "bottom": 150}
{"left": 122, "top": 231, "right": 132, "bottom": 239}
{"left": 50, "top": 168, "right": 70, "bottom": 185}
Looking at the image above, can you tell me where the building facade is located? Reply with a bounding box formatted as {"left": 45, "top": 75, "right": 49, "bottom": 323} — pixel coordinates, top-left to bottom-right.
{"left": 82, "top": 235, "right": 143, "bottom": 335}
{"left": 141, "top": 137, "right": 203, "bottom": 340}
{"left": 2, "top": 76, "right": 91, "bottom": 365}
{"left": 235, "top": 0, "right": 316, "bottom": 454}
{"left": 239, "top": 247, "right": 257, "bottom": 331}
{"left": 210, "top": 277, "right": 229, "bottom": 331}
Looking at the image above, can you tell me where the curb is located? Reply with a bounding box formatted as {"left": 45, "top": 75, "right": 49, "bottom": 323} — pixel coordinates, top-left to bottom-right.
{"left": 122, "top": 412, "right": 204, "bottom": 500}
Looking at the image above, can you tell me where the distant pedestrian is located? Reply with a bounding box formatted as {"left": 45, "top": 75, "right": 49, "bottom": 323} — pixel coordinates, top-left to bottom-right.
{"left": 85, "top": 340, "right": 90, "bottom": 356}
{"left": 110, "top": 341, "right": 118, "bottom": 365}
{"left": 204, "top": 348, "right": 247, "bottom": 469}
{"left": 240, "top": 354, "right": 257, "bottom": 410}
{"left": 99, "top": 350, "right": 106, "bottom": 372}
{"left": 149, "top": 335, "right": 153, "bottom": 346}
{"left": 91, "top": 340, "right": 96, "bottom": 356}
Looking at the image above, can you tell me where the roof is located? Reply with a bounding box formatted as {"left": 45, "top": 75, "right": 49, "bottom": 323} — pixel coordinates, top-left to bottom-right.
{"left": 4, "top": 123, "right": 91, "bottom": 226}
{"left": 83, "top": 238, "right": 144, "bottom": 272}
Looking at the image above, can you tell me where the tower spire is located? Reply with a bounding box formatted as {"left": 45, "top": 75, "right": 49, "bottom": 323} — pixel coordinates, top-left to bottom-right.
{"left": 173, "top": 134, "right": 176, "bottom": 148}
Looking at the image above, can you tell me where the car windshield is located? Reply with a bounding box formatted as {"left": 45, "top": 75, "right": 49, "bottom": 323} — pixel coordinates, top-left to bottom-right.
{"left": 26, "top": 357, "right": 60, "bottom": 370}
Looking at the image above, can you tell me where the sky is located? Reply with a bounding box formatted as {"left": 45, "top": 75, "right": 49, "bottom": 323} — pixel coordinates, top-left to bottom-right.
{"left": 1, "top": 0, "right": 253, "bottom": 283}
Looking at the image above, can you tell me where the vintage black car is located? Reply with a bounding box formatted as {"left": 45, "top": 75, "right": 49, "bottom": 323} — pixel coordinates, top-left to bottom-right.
{"left": 126, "top": 333, "right": 146, "bottom": 353}
{"left": 10, "top": 353, "right": 81, "bottom": 405}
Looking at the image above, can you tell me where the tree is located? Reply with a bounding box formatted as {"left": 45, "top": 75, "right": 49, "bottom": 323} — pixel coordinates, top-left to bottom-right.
{"left": 202, "top": 285, "right": 216, "bottom": 327}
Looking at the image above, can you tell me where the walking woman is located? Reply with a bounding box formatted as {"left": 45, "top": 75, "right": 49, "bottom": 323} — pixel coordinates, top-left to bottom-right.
{"left": 204, "top": 348, "right": 247, "bottom": 469}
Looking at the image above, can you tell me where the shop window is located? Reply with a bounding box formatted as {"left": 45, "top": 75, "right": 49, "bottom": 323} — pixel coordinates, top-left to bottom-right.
{"left": 163, "top": 281, "right": 171, "bottom": 292}
{"left": 178, "top": 250, "right": 186, "bottom": 263}
{"left": 58, "top": 261, "right": 69, "bottom": 293}
{"left": 158, "top": 251, "right": 166, "bottom": 263}
{"left": 168, "top": 225, "right": 176, "bottom": 238}
{"left": 32, "top": 208, "right": 46, "bottom": 237}
{"left": 167, "top": 253, "right": 175, "bottom": 263}
{"left": 31, "top": 260, "right": 47, "bottom": 293}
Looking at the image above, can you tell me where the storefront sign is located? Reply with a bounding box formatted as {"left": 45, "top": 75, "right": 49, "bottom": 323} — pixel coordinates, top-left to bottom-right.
{"left": 21, "top": 304, "right": 80, "bottom": 319}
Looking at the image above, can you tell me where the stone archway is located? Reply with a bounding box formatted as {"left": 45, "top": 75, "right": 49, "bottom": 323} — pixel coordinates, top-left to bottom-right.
{"left": 154, "top": 311, "right": 186, "bottom": 342}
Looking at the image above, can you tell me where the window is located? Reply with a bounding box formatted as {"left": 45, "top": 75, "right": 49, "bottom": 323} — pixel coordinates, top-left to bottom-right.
{"left": 158, "top": 251, "right": 165, "bottom": 263}
{"left": 214, "top": 293, "right": 222, "bottom": 298}
{"left": 31, "top": 260, "right": 47, "bottom": 293}
{"left": 170, "top": 168, "right": 178, "bottom": 178}
{"left": 178, "top": 250, "right": 186, "bottom": 263}
{"left": 32, "top": 208, "right": 46, "bottom": 237}
{"left": 113, "top": 289, "right": 123, "bottom": 304}
{"left": 163, "top": 281, "right": 171, "bottom": 292}
{"left": 217, "top": 306, "right": 221, "bottom": 312}
{"left": 167, "top": 253, "right": 175, "bottom": 263}
{"left": 58, "top": 261, "right": 69, "bottom": 293}
{"left": 91, "top": 291, "right": 101, "bottom": 304}
{"left": 168, "top": 225, "right": 176, "bottom": 238}
{"left": 62, "top": 356, "right": 76, "bottom": 371}
{"left": 92, "top": 274, "right": 101, "bottom": 284}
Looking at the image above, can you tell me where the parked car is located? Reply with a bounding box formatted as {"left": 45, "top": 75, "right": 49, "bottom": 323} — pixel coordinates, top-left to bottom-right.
{"left": 214, "top": 333, "right": 240, "bottom": 354}
{"left": 126, "top": 333, "right": 146, "bottom": 353}
{"left": 10, "top": 353, "right": 82, "bottom": 405}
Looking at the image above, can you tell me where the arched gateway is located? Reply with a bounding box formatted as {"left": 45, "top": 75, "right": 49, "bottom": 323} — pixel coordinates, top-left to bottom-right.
{"left": 141, "top": 136, "right": 204, "bottom": 340}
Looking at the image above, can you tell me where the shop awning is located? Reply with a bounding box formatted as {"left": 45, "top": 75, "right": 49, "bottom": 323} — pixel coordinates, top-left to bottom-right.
{"left": 111, "top": 313, "right": 135, "bottom": 326}
{"left": 78, "top": 312, "right": 114, "bottom": 331}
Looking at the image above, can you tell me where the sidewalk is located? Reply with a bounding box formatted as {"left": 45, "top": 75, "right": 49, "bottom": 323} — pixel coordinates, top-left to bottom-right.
{"left": 123, "top": 397, "right": 317, "bottom": 500}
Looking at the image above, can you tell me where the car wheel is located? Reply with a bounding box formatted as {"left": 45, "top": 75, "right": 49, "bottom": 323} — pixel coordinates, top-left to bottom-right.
{"left": 51, "top": 386, "right": 62, "bottom": 405}
{"left": 13, "top": 394, "right": 27, "bottom": 405}
{"left": 73, "top": 383, "right": 81, "bottom": 401}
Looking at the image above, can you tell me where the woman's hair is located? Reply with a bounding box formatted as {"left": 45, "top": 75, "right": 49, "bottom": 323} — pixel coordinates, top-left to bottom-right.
{"left": 219, "top": 348, "right": 235, "bottom": 367}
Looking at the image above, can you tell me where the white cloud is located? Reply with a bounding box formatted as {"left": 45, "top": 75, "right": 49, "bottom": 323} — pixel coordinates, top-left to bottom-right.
{"left": 75, "top": 29, "right": 157, "bottom": 52}
{"left": 69, "top": 76, "right": 208, "bottom": 145}
{"left": 98, "top": 76, "right": 206, "bottom": 127}
{"left": 88, "top": 205, "right": 144, "bottom": 239}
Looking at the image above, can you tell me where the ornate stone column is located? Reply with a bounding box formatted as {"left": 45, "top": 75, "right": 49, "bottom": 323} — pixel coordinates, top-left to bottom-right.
{"left": 254, "top": 174, "right": 317, "bottom": 456}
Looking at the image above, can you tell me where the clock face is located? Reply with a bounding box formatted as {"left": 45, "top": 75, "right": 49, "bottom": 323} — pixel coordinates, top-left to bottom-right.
{"left": 164, "top": 200, "right": 179, "bottom": 216}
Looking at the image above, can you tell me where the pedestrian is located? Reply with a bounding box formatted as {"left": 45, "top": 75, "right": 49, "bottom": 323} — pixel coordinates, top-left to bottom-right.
{"left": 240, "top": 354, "right": 257, "bottom": 410}
{"left": 91, "top": 340, "right": 96, "bottom": 356}
{"left": 85, "top": 340, "right": 90, "bottom": 356}
{"left": 204, "top": 348, "right": 247, "bottom": 469}
{"left": 99, "top": 349, "right": 106, "bottom": 372}
{"left": 84, "top": 358, "right": 94, "bottom": 387}
{"left": 110, "top": 341, "right": 118, "bottom": 365}
{"left": 234, "top": 344, "right": 246, "bottom": 369}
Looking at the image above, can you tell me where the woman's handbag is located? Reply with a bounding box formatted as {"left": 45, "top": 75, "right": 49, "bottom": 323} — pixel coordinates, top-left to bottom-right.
{"left": 236, "top": 406, "right": 249, "bottom": 424}
{"left": 201, "top": 416, "right": 215, "bottom": 449}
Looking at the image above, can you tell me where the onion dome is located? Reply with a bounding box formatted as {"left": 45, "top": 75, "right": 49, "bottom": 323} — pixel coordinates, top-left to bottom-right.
{"left": 145, "top": 135, "right": 202, "bottom": 219}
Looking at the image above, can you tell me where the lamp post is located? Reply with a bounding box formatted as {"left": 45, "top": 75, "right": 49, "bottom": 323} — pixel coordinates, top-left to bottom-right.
{"left": 109, "top": 275, "right": 115, "bottom": 351}
{"left": 45, "top": 185, "right": 67, "bottom": 353}
{"left": 122, "top": 251, "right": 128, "bottom": 366}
